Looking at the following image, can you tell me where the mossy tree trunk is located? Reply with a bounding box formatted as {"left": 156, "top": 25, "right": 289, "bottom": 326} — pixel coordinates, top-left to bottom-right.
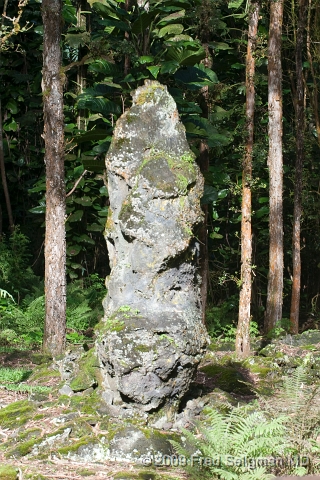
{"left": 235, "top": 0, "right": 259, "bottom": 359}
{"left": 42, "top": 0, "right": 66, "bottom": 357}
{"left": 265, "top": 0, "right": 284, "bottom": 334}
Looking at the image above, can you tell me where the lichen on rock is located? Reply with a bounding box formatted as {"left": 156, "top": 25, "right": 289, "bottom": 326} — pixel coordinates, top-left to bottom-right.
{"left": 96, "top": 80, "right": 208, "bottom": 413}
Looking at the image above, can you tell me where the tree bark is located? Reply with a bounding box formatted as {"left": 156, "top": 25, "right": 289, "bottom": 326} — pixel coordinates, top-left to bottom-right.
{"left": 0, "top": 100, "right": 14, "bottom": 232}
{"left": 236, "top": 0, "right": 259, "bottom": 358}
{"left": 42, "top": 0, "right": 66, "bottom": 357}
{"left": 265, "top": 0, "right": 284, "bottom": 334}
{"left": 290, "top": 0, "right": 307, "bottom": 334}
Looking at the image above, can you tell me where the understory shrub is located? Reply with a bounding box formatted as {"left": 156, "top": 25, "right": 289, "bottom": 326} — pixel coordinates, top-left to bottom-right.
{"left": 172, "top": 366, "right": 320, "bottom": 479}
{"left": 0, "top": 274, "right": 105, "bottom": 347}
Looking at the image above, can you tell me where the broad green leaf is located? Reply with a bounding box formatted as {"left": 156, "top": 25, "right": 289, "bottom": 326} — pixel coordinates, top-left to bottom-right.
{"left": 99, "top": 185, "right": 109, "bottom": 196}
{"left": 122, "top": 73, "right": 136, "bottom": 83}
{"left": 88, "top": 59, "right": 120, "bottom": 76}
{"left": 255, "top": 206, "right": 269, "bottom": 218}
{"left": 131, "top": 12, "right": 156, "bottom": 34}
{"left": 138, "top": 56, "right": 155, "bottom": 64}
{"left": 74, "top": 165, "right": 84, "bottom": 176}
{"left": 81, "top": 157, "right": 106, "bottom": 173}
{"left": 67, "top": 245, "right": 82, "bottom": 256}
{"left": 92, "top": 141, "right": 111, "bottom": 154}
{"left": 34, "top": 25, "right": 43, "bottom": 34}
{"left": 85, "top": 83, "right": 122, "bottom": 96}
{"left": 184, "top": 122, "right": 207, "bottom": 137}
{"left": 208, "top": 42, "right": 232, "bottom": 51}
{"left": 175, "top": 65, "right": 218, "bottom": 89}
{"left": 75, "top": 129, "right": 110, "bottom": 144}
{"left": 29, "top": 205, "right": 46, "bottom": 214}
{"left": 87, "top": 223, "right": 104, "bottom": 232}
{"left": 97, "top": 207, "right": 109, "bottom": 217}
{"left": 210, "top": 231, "right": 223, "bottom": 239}
{"left": 158, "top": 10, "right": 185, "bottom": 24}
{"left": 231, "top": 62, "right": 245, "bottom": 69}
{"left": 218, "top": 189, "right": 228, "bottom": 199}
{"left": 201, "top": 186, "right": 218, "bottom": 204}
{"left": 167, "top": 45, "right": 205, "bottom": 66}
{"left": 228, "top": 0, "right": 245, "bottom": 8}
{"left": 65, "top": 32, "right": 90, "bottom": 48}
{"left": 29, "top": 183, "right": 46, "bottom": 193}
{"left": 158, "top": 24, "right": 184, "bottom": 38}
{"left": 197, "top": 63, "right": 219, "bottom": 84}
{"left": 208, "top": 132, "right": 232, "bottom": 147}
{"left": 70, "top": 263, "right": 83, "bottom": 269}
{"left": 258, "top": 197, "right": 269, "bottom": 204}
{"left": 78, "top": 234, "right": 95, "bottom": 244}
{"left": 3, "top": 119, "right": 17, "bottom": 131}
{"left": 77, "top": 95, "right": 121, "bottom": 116}
{"left": 74, "top": 196, "right": 93, "bottom": 206}
{"left": 147, "top": 66, "right": 160, "bottom": 78}
{"left": 62, "top": 3, "right": 77, "bottom": 23}
{"left": 68, "top": 210, "right": 84, "bottom": 222}
{"left": 6, "top": 100, "right": 18, "bottom": 114}
{"left": 160, "top": 61, "right": 179, "bottom": 74}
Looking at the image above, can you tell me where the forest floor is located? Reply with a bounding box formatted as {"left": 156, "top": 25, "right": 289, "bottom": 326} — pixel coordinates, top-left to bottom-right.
{"left": 0, "top": 335, "right": 320, "bottom": 480}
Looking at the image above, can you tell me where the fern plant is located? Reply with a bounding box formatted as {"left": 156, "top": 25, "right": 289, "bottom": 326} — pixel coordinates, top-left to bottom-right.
{"left": 260, "top": 364, "right": 320, "bottom": 475}
{"left": 171, "top": 404, "right": 287, "bottom": 480}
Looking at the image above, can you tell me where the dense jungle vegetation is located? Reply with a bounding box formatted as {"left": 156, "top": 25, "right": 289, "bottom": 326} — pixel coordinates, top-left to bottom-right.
{"left": 1, "top": 2, "right": 320, "bottom": 480}
{"left": 1, "top": 0, "right": 320, "bottom": 348}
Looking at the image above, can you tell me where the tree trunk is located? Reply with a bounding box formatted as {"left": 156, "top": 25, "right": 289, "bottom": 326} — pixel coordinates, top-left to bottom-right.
{"left": 198, "top": 139, "right": 209, "bottom": 324}
{"left": 290, "top": 0, "right": 307, "bottom": 334}
{"left": 265, "top": 0, "right": 284, "bottom": 334}
{"left": 0, "top": 100, "right": 14, "bottom": 232}
{"left": 306, "top": 0, "right": 320, "bottom": 146}
{"left": 42, "top": 0, "right": 66, "bottom": 357}
{"left": 236, "top": 0, "right": 259, "bottom": 358}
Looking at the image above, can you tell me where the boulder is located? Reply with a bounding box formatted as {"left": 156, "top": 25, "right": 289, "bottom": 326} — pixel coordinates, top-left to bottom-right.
{"left": 96, "top": 80, "right": 208, "bottom": 412}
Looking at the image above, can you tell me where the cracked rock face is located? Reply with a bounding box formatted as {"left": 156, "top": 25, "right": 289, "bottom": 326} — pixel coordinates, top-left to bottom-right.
{"left": 96, "top": 80, "right": 208, "bottom": 412}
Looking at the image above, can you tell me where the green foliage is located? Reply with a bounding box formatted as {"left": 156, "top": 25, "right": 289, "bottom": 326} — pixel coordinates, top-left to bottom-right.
{"left": 266, "top": 365, "right": 320, "bottom": 473}
{"left": 171, "top": 404, "right": 286, "bottom": 479}
{"left": 0, "top": 229, "right": 41, "bottom": 301}
{"left": 266, "top": 318, "right": 291, "bottom": 340}
{"left": 0, "top": 367, "right": 32, "bottom": 384}
{"left": 206, "top": 297, "right": 238, "bottom": 340}
{"left": 173, "top": 366, "right": 320, "bottom": 478}
{"left": 0, "top": 274, "right": 105, "bottom": 347}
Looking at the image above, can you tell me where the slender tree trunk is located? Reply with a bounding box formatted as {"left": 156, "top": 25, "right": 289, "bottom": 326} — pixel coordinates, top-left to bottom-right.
{"left": 197, "top": 47, "right": 212, "bottom": 323}
{"left": 265, "top": 0, "right": 284, "bottom": 334}
{"left": 306, "top": 0, "right": 320, "bottom": 144}
{"left": 42, "top": 0, "right": 66, "bottom": 357}
{"left": 290, "top": 0, "right": 307, "bottom": 334}
{"left": 0, "top": 1, "right": 14, "bottom": 233}
{"left": 236, "top": 1, "right": 259, "bottom": 358}
{"left": 76, "top": 0, "right": 87, "bottom": 131}
{"left": 198, "top": 138, "right": 209, "bottom": 324}
{"left": 0, "top": 100, "right": 14, "bottom": 232}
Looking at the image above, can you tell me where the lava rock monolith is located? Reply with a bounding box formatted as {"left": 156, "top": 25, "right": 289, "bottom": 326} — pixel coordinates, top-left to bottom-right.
{"left": 96, "top": 80, "right": 208, "bottom": 412}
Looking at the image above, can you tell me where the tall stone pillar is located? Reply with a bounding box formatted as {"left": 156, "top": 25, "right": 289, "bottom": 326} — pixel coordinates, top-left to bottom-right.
{"left": 96, "top": 80, "right": 208, "bottom": 412}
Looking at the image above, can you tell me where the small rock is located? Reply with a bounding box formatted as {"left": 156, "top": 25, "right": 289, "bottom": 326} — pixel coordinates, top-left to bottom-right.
{"left": 59, "top": 384, "right": 74, "bottom": 396}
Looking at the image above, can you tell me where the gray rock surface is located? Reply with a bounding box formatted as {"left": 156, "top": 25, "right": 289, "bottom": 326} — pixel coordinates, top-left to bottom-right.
{"left": 96, "top": 80, "right": 208, "bottom": 412}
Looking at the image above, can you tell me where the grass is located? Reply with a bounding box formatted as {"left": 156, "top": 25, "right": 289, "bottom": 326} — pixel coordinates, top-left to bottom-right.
{"left": 0, "top": 366, "right": 51, "bottom": 394}
{"left": 0, "top": 367, "right": 32, "bottom": 383}
{"left": 0, "top": 384, "right": 51, "bottom": 394}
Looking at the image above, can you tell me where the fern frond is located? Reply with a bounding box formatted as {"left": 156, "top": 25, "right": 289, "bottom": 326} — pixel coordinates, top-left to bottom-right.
{"left": 0, "top": 289, "right": 15, "bottom": 302}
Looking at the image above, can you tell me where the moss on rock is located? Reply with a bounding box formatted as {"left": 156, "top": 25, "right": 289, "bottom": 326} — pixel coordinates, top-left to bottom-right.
{"left": 69, "top": 349, "right": 99, "bottom": 392}
{"left": 0, "top": 400, "right": 35, "bottom": 428}
{"left": 5, "top": 437, "right": 38, "bottom": 458}
{"left": 200, "top": 364, "right": 252, "bottom": 395}
{"left": 0, "top": 465, "right": 17, "bottom": 480}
